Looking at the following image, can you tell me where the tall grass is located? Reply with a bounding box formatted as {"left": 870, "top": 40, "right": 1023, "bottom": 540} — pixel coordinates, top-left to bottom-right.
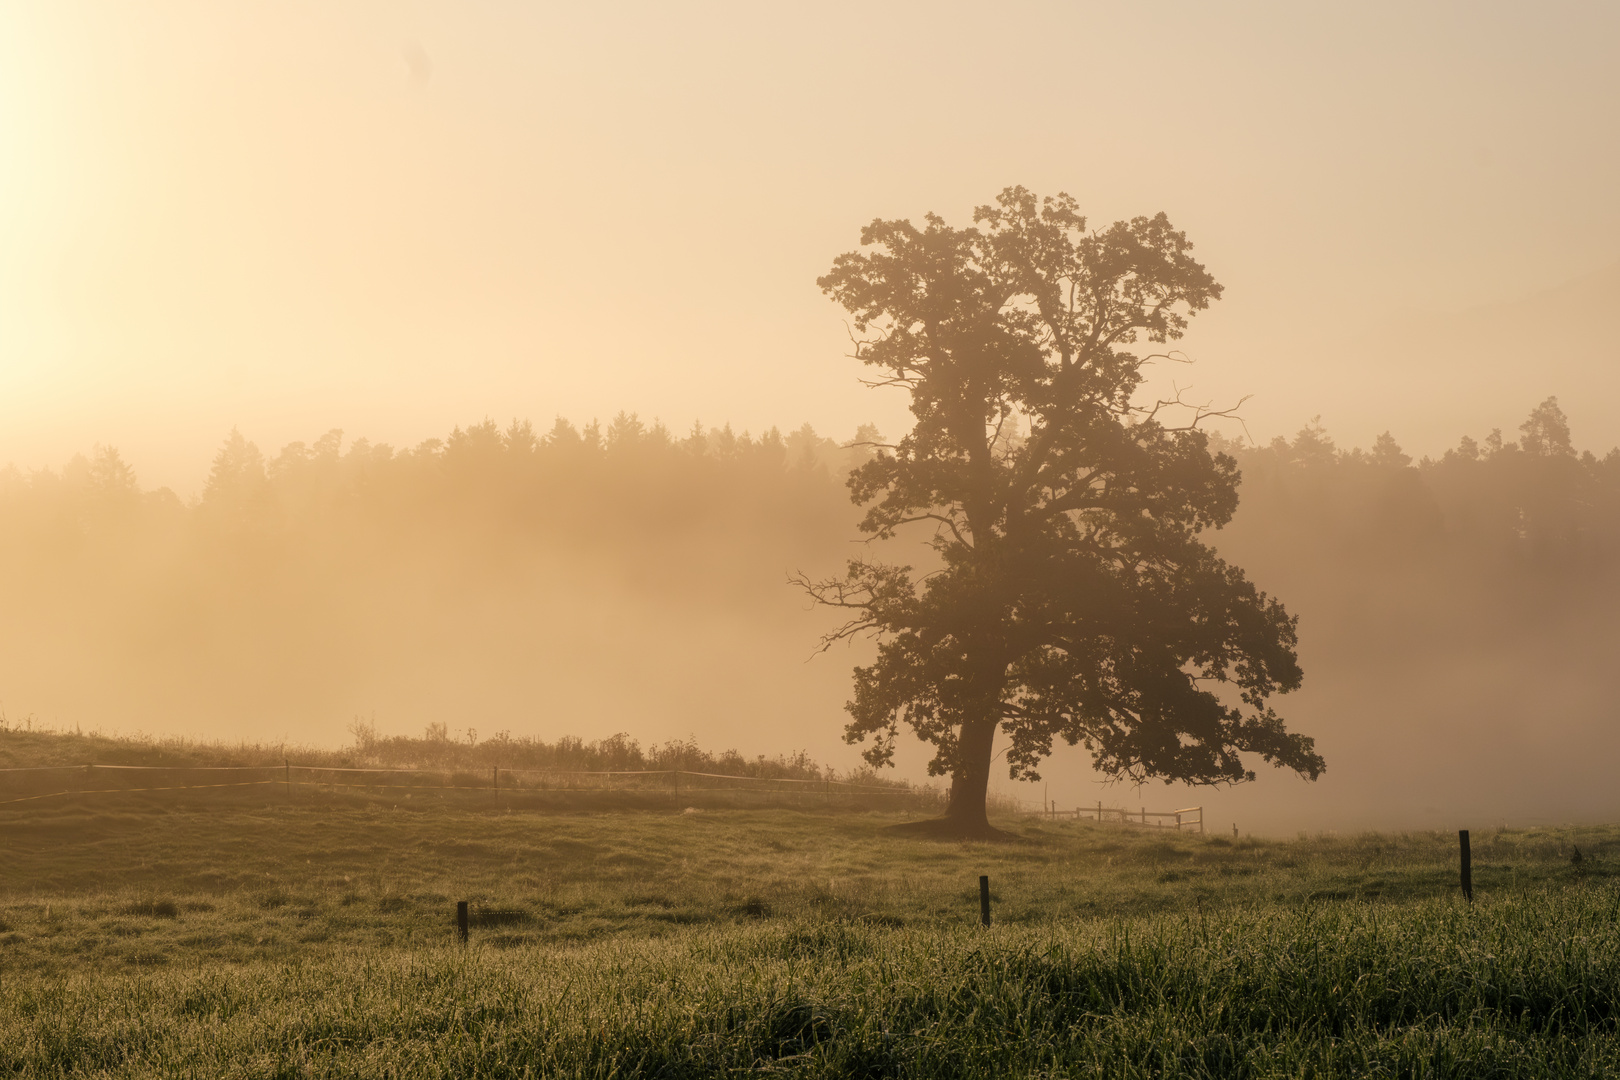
{"left": 4, "top": 887, "right": 1619, "bottom": 1077}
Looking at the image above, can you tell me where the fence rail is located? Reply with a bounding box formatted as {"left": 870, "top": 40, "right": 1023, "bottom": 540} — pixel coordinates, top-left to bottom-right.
{"left": 1044, "top": 800, "right": 1204, "bottom": 833}
{"left": 0, "top": 762, "right": 924, "bottom": 808}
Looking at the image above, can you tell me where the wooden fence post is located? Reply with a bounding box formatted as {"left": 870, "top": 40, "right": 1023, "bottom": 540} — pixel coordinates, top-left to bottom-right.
{"left": 284, "top": 760, "right": 290, "bottom": 797}
{"left": 457, "top": 900, "right": 469, "bottom": 944}
{"left": 1459, "top": 830, "right": 1473, "bottom": 903}
{"left": 492, "top": 766, "right": 498, "bottom": 794}
{"left": 979, "top": 875, "right": 990, "bottom": 927}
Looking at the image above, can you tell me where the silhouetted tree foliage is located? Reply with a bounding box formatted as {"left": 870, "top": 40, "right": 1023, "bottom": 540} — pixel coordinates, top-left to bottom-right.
{"left": 802, "top": 187, "right": 1322, "bottom": 834}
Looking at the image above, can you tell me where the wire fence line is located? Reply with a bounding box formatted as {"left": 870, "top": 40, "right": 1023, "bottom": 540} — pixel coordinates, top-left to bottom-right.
{"left": 0, "top": 761, "right": 927, "bottom": 808}
{"left": 1041, "top": 800, "right": 1205, "bottom": 833}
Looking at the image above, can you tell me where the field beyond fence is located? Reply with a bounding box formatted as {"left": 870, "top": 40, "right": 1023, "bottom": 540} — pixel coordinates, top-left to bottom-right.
{"left": 0, "top": 723, "right": 970, "bottom": 812}
{"left": 0, "top": 760, "right": 941, "bottom": 812}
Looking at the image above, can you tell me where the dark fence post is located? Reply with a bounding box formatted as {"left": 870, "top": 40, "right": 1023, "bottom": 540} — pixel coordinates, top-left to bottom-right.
{"left": 457, "top": 900, "right": 469, "bottom": 945}
{"left": 492, "top": 766, "right": 498, "bottom": 793}
{"left": 979, "top": 875, "right": 990, "bottom": 927}
{"left": 1459, "top": 830, "right": 1473, "bottom": 903}
{"left": 284, "top": 760, "right": 290, "bottom": 798}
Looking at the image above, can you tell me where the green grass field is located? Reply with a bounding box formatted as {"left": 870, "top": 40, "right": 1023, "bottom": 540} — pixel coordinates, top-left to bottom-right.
{"left": 2, "top": 791, "right": 1617, "bottom": 1076}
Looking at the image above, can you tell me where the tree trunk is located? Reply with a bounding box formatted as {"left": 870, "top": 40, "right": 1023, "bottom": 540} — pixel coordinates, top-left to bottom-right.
{"left": 943, "top": 718, "right": 998, "bottom": 834}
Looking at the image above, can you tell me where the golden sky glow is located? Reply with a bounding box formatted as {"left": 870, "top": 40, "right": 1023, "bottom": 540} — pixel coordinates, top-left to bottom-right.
{"left": 2, "top": 1, "right": 1618, "bottom": 491}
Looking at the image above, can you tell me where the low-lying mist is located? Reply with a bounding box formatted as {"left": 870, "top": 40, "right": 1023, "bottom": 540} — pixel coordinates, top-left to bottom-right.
{"left": 3, "top": 399, "right": 1617, "bottom": 834}
{"left": 1188, "top": 399, "right": 1620, "bottom": 834}
{"left": 0, "top": 416, "right": 886, "bottom": 766}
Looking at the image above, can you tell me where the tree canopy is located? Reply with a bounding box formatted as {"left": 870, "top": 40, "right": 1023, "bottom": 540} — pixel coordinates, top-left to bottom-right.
{"left": 803, "top": 187, "right": 1324, "bottom": 833}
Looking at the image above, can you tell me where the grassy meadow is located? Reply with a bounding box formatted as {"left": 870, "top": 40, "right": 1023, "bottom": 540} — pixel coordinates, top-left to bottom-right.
{"left": 2, "top": 778, "right": 1618, "bottom": 1076}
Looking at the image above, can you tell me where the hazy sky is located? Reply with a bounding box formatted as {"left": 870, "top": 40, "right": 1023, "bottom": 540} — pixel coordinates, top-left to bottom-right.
{"left": 3, "top": 1, "right": 1618, "bottom": 493}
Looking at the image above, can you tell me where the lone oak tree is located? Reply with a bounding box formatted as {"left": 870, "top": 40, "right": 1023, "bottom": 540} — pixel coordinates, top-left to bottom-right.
{"left": 801, "top": 187, "right": 1323, "bottom": 836}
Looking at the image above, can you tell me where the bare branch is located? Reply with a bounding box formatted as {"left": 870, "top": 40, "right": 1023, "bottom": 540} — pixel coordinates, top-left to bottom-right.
{"left": 889, "top": 511, "right": 972, "bottom": 548}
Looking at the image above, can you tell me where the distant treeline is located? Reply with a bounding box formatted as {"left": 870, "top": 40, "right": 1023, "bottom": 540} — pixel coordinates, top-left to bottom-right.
{"left": 4, "top": 399, "right": 1612, "bottom": 576}
{"left": 1214, "top": 396, "right": 1620, "bottom": 569}
{"left": 345, "top": 721, "right": 861, "bottom": 780}
{"left": 0, "top": 716, "right": 883, "bottom": 784}
{"left": 0, "top": 413, "right": 878, "bottom": 556}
